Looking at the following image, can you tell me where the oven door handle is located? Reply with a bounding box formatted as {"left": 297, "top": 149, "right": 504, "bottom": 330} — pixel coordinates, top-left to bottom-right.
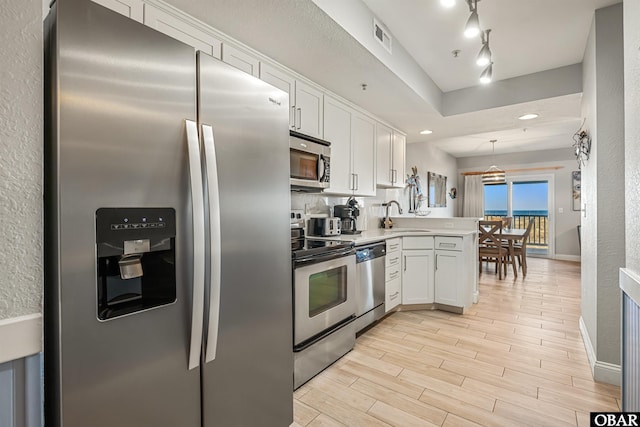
{"left": 293, "top": 248, "right": 355, "bottom": 267}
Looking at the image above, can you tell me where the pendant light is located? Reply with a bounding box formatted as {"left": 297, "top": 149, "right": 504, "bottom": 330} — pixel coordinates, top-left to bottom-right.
{"left": 482, "top": 140, "right": 505, "bottom": 184}
{"left": 464, "top": 0, "right": 481, "bottom": 38}
{"left": 476, "top": 29, "right": 492, "bottom": 66}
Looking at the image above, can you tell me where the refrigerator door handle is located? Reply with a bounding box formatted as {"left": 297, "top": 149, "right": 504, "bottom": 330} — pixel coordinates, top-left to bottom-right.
{"left": 202, "top": 124, "right": 221, "bottom": 363}
{"left": 185, "top": 119, "right": 206, "bottom": 370}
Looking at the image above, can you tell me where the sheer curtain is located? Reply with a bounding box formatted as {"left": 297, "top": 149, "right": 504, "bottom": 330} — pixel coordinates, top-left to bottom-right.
{"left": 463, "top": 175, "right": 484, "bottom": 218}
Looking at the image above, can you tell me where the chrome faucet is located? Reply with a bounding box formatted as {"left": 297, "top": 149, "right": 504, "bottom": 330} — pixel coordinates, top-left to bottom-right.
{"left": 381, "top": 200, "right": 403, "bottom": 229}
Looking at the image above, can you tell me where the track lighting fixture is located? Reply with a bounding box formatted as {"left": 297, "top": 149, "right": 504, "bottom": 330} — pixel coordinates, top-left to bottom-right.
{"left": 476, "top": 29, "right": 491, "bottom": 66}
{"left": 441, "top": 0, "right": 496, "bottom": 85}
{"left": 479, "top": 63, "right": 493, "bottom": 84}
{"left": 464, "top": 0, "right": 480, "bottom": 38}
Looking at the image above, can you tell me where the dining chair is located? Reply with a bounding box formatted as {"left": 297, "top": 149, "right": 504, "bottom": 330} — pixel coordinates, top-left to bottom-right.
{"left": 510, "top": 218, "right": 534, "bottom": 276}
{"left": 478, "top": 220, "right": 509, "bottom": 280}
{"left": 502, "top": 216, "right": 512, "bottom": 228}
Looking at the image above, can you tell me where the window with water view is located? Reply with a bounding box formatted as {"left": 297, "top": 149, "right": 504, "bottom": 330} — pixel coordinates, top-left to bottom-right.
{"left": 484, "top": 180, "right": 549, "bottom": 255}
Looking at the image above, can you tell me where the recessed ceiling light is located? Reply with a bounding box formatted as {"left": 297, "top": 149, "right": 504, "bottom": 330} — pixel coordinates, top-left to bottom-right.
{"left": 518, "top": 114, "right": 539, "bottom": 120}
{"left": 420, "top": 130, "right": 433, "bottom": 135}
{"left": 440, "top": 0, "right": 456, "bottom": 7}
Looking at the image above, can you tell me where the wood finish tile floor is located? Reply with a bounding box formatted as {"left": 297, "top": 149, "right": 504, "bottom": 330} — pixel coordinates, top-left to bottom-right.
{"left": 293, "top": 258, "right": 621, "bottom": 427}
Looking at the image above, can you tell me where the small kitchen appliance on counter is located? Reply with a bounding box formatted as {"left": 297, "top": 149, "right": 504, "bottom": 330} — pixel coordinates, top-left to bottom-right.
{"left": 307, "top": 217, "right": 341, "bottom": 236}
{"left": 334, "top": 197, "right": 361, "bottom": 235}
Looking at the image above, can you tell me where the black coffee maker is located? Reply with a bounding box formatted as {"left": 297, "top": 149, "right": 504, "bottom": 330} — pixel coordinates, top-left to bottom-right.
{"left": 334, "top": 197, "right": 361, "bottom": 235}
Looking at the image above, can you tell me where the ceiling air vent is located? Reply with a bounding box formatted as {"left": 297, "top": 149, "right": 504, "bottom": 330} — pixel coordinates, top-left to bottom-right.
{"left": 373, "top": 18, "right": 392, "bottom": 54}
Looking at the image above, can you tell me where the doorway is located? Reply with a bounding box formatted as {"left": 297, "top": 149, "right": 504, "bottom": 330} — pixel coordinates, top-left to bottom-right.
{"left": 484, "top": 175, "right": 554, "bottom": 257}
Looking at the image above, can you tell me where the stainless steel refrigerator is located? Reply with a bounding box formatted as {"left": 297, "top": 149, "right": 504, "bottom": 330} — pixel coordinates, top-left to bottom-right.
{"left": 44, "top": 0, "right": 293, "bottom": 425}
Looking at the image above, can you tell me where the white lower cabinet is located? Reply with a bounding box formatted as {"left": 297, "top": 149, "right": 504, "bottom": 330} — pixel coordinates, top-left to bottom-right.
{"left": 385, "top": 238, "right": 402, "bottom": 312}
{"left": 402, "top": 237, "right": 435, "bottom": 305}
{"left": 434, "top": 236, "right": 473, "bottom": 308}
{"left": 434, "top": 250, "right": 462, "bottom": 306}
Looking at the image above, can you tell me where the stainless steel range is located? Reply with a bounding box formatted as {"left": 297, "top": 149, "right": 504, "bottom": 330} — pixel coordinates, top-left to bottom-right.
{"left": 291, "top": 225, "right": 356, "bottom": 389}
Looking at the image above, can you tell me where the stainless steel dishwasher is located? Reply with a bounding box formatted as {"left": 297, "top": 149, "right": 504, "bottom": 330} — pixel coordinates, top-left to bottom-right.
{"left": 354, "top": 241, "right": 386, "bottom": 333}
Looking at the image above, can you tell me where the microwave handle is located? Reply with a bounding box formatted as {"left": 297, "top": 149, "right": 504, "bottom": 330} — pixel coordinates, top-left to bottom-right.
{"left": 319, "top": 155, "right": 327, "bottom": 182}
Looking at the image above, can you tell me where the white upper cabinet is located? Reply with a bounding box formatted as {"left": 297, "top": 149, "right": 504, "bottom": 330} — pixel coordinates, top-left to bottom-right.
{"left": 391, "top": 132, "right": 406, "bottom": 188}
{"left": 324, "top": 96, "right": 376, "bottom": 196}
{"left": 294, "top": 81, "right": 323, "bottom": 139}
{"left": 91, "top": 0, "right": 143, "bottom": 22}
{"left": 376, "top": 123, "right": 405, "bottom": 188}
{"left": 259, "top": 63, "right": 296, "bottom": 130}
{"left": 222, "top": 44, "right": 259, "bottom": 77}
{"left": 351, "top": 112, "right": 376, "bottom": 196}
{"left": 143, "top": 4, "right": 221, "bottom": 58}
{"left": 324, "top": 96, "right": 352, "bottom": 195}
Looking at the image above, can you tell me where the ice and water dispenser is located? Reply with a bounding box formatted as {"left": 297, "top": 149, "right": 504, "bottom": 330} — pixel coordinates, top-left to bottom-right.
{"left": 96, "top": 208, "right": 176, "bottom": 320}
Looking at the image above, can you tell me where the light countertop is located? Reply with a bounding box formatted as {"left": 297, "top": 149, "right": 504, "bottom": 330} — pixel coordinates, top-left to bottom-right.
{"left": 313, "top": 228, "right": 476, "bottom": 245}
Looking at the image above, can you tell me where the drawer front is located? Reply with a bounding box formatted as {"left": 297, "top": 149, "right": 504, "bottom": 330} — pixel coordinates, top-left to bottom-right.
{"left": 402, "top": 236, "right": 434, "bottom": 250}
{"left": 386, "top": 252, "right": 401, "bottom": 269}
{"left": 386, "top": 238, "right": 401, "bottom": 253}
{"left": 385, "top": 261, "right": 401, "bottom": 282}
{"left": 385, "top": 276, "right": 402, "bottom": 312}
{"left": 435, "top": 236, "right": 463, "bottom": 251}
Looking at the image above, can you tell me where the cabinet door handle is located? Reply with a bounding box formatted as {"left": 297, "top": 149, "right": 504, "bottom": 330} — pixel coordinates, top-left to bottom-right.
{"left": 391, "top": 169, "right": 396, "bottom": 184}
{"left": 404, "top": 255, "right": 407, "bottom": 272}
{"left": 390, "top": 291, "right": 399, "bottom": 300}
{"left": 436, "top": 254, "right": 438, "bottom": 270}
{"left": 355, "top": 173, "right": 359, "bottom": 191}
{"left": 291, "top": 106, "right": 295, "bottom": 129}
{"left": 295, "top": 108, "right": 301, "bottom": 130}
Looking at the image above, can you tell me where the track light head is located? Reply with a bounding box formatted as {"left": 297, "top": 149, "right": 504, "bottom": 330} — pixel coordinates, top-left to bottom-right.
{"left": 476, "top": 29, "right": 492, "bottom": 66}
{"left": 464, "top": 10, "right": 481, "bottom": 38}
{"left": 480, "top": 63, "right": 493, "bottom": 84}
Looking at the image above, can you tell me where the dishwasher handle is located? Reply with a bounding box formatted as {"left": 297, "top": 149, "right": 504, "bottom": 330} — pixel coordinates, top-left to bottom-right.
{"left": 355, "top": 242, "right": 386, "bottom": 263}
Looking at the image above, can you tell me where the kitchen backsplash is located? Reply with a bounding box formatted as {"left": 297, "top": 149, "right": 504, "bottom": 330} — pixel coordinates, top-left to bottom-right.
{"left": 291, "top": 187, "right": 411, "bottom": 231}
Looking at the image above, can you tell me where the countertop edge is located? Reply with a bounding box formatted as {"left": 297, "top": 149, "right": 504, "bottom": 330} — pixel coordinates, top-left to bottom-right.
{"left": 312, "top": 229, "right": 477, "bottom": 245}
{"left": 621, "top": 268, "right": 640, "bottom": 308}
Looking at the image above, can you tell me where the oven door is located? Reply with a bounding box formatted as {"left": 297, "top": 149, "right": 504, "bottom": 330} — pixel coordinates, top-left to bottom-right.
{"left": 293, "top": 251, "right": 356, "bottom": 347}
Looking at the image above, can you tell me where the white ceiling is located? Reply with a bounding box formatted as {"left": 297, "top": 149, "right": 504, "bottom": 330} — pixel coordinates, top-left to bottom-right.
{"left": 166, "top": 0, "right": 620, "bottom": 158}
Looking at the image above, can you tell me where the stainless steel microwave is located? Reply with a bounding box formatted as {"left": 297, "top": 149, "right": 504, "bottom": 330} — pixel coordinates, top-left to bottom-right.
{"left": 290, "top": 131, "right": 330, "bottom": 191}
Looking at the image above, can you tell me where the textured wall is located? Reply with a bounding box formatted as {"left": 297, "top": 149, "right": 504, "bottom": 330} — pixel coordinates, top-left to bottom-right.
{"left": 580, "top": 13, "right": 598, "bottom": 353}
{"left": 581, "top": 3, "right": 625, "bottom": 368}
{"left": 0, "top": 1, "right": 43, "bottom": 319}
{"left": 625, "top": 0, "right": 640, "bottom": 274}
{"left": 594, "top": 4, "right": 624, "bottom": 366}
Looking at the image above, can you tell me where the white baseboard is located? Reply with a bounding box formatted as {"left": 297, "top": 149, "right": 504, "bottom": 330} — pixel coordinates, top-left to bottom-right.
{"left": 579, "top": 316, "right": 621, "bottom": 386}
{"left": 555, "top": 254, "right": 581, "bottom": 262}
{"left": 0, "top": 314, "right": 42, "bottom": 365}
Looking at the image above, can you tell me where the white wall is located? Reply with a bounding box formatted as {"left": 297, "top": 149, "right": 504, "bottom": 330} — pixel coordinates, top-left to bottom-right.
{"left": 625, "top": 0, "right": 640, "bottom": 276}
{"left": 385, "top": 142, "right": 458, "bottom": 218}
{"left": 580, "top": 3, "right": 624, "bottom": 383}
{"left": 0, "top": 0, "right": 43, "bottom": 320}
{"left": 457, "top": 149, "right": 581, "bottom": 258}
